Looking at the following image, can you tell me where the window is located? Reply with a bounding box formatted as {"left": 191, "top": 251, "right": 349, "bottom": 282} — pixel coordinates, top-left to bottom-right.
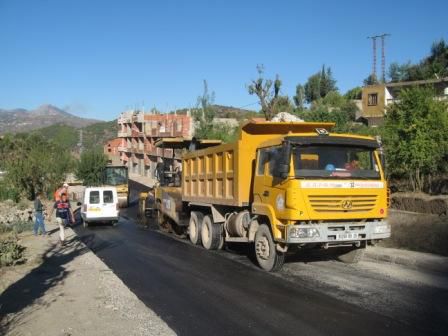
{"left": 89, "top": 191, "right": 100, "bottom": 204}
{"left": 268, "top": 147, "right": 282, "bottom": 176}
{"left": 257, "top": 149, "right": 269, "bottom": 175}
{"left": 103, "top": 190, "right": 114, "bottom": 203}
{"left": 257, "top": 147, "right": 282, "bottom": 176}
{"left": 368, "top": 93, "right": 378, "bottom": 106}
{"left": 292, "top": 145, "right": 380, "bottom": 179}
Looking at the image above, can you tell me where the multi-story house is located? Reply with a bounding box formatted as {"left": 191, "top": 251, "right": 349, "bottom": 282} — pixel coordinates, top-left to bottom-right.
{"left": 360, "top": 77, "right": 448, "bottom": 126}
{"left": 117, "top": 110, "right": 193, "bottom": 180}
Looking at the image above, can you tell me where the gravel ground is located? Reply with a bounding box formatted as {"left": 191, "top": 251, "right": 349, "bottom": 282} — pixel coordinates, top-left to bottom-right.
{"left": 0, "top": 220, "right": 175, "bottom": 336}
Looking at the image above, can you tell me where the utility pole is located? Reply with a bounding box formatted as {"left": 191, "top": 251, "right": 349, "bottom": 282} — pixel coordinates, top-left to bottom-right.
{"left": 78, "top": 129, "right": 83, "bottom": 154}
{"left": 367, "top": 33, "right": 391, "bottom": 83}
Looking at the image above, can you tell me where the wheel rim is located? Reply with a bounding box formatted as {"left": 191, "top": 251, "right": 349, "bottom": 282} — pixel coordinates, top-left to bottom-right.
{"left": 256, "top": 236, "right": 270, "bottom": 260}
{"left": 202, "top": 223, "right": 210, "bottom": 245}
{"left": 190, "top": 220, "right": 197, "bottom": 239}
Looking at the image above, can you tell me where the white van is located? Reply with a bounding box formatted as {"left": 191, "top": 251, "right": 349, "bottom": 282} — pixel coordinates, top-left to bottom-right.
{"left": 81, "top": 187, "right": 120, "bottom": 227}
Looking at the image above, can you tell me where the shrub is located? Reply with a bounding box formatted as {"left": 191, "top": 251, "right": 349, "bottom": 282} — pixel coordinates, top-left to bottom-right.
{"left": 0, "top": 234, "right": 25, "bottom": 267}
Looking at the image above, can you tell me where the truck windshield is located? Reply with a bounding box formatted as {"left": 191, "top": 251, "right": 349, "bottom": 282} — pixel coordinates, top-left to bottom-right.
{"left": 292, "top": 145, "right": 381, "bottom": 179}
{"left": 104, "top": 167, "right": 128, "bottom": 186}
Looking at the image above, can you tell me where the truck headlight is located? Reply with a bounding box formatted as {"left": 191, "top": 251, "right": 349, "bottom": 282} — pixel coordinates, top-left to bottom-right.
{"left": 374, "top": 223, "right": 391, "bottom": 234}
{"left": 290, "top": 227, "right": 320, "bottom": 238}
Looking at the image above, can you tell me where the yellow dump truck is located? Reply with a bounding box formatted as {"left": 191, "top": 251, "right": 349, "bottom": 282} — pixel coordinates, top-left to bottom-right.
{"left": 148, "top": 120, "right": 390, "bottom": 272}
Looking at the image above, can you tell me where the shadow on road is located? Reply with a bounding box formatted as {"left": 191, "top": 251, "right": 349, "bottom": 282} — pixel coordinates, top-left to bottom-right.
{"left": 0, "top": 235, "right": 89, "bottom": 335}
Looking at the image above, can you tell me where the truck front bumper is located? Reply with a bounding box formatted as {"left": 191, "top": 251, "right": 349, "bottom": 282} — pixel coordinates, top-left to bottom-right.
{"left": 285, "top": 220, "right": 390, "bottom": 244}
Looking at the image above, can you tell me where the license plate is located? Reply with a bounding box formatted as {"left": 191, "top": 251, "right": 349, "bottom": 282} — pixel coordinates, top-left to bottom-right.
{"left": 88, "top": 207, "right": 101, "bottom": 212}
{"left": 336, "top": 233, "right": 359, "bottom": 240}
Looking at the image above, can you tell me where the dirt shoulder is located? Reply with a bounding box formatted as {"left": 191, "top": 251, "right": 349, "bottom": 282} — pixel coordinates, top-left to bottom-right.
{"left": 0, "top": 221, "right": 174, "bottom": 336}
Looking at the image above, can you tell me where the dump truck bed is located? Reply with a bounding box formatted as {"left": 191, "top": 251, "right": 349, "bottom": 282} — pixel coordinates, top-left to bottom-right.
{"left": 182, "top": 120, "right": 335, "bottom": 207}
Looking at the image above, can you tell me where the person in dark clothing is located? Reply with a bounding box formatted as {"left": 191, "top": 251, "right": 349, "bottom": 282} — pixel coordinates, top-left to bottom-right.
{"left": 33, "top": 192, "right": 46, "bottom": 236}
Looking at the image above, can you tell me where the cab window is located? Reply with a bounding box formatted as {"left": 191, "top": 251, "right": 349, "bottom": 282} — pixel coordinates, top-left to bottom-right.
{"left": 257, "top": 147, "right": 282, "bottom": 176}
{"left": 257, "top": 149, "right": 269, "bottom": 175}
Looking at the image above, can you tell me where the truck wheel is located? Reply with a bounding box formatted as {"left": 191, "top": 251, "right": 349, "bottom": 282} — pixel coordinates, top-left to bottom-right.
{"left": 201, "top": 215, "right": 222, "bottom": 250}
{"left": 254, "top": 224, "right": 285, "bottom": 272}
{"left": 336, "top": 246, "right": 365, "bottom": 264}
{"left": 189, "top": 211, "right": 203, "bottom": 245}
{"left": 83, "top": 221, "right": 89, "bottom": 228}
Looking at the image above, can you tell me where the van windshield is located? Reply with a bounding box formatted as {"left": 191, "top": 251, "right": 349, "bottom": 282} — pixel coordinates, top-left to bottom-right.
{"left": 292, "top": 145, "right": 381, "bottom": 179}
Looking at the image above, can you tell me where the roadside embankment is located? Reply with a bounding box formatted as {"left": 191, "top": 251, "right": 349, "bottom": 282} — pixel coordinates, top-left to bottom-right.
{"left": 0, "top": 219, "right": 175, "bottom": 336}
{"left": 379, "top": 209, "right": 448, "bottom": 257}
{"left": 391, "top": 192, "right": 448, "bottom": 215}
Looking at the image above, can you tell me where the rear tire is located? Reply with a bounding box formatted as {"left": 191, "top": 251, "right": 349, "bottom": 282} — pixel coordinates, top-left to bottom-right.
{"left": 336, "top": 246, "right": 365, "bottom": 264}
{"left": 254, "top": 224, "right": 285, "bottom": 272}
{"left": 189, "top": 211, "right": 204, "bottom": 245}
{"left": 83, "top": 220, "right": 89, "bottom": 228}
{"left": 201, "top": 215, "right": 222, "bottom": 250}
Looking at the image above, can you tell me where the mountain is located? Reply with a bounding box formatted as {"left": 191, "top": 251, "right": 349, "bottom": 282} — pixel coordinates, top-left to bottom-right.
{"left": 31, "top": 120, "right": 117, "bottom": 151}
{"left": 0, "top": 104, "right": 101, "bottom": 134}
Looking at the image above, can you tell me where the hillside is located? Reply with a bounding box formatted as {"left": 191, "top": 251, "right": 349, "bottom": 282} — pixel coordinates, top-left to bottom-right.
{"left": 0, "top": 104, "right": 101, "bottom": 134}
{"left": 31, "top": 120, "right": 117, "bottom": 151}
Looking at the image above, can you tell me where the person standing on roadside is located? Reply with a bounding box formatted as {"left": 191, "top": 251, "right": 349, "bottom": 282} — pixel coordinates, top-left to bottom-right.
{"left": 33, "top": 192, "right": 46, "bottom": 236}
{"left": 49, "top": 193, "right": 74, "bottom": 245}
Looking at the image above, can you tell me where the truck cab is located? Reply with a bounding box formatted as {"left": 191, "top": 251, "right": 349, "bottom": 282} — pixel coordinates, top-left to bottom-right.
{"left": 251, "top": 131, "right": 389, "bottom": 269}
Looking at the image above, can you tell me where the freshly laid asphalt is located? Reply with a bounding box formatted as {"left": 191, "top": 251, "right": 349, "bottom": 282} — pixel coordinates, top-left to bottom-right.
{"left": 72, "top": 201, "right": 441, "bottom": 335}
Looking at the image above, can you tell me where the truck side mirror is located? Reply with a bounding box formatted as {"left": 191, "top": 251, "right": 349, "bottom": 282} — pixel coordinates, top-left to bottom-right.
{"left": 274, "top": 141, "right": 291, "bottom": 179}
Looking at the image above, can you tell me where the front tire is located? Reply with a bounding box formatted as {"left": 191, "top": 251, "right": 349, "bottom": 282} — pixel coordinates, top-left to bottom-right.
{"left": 201, "top": 215, "right": 222, "bottom": 250}
{"left": 189, "top": 211, "right": 203, "bottom": 245}
{"left": 254, "top": 224, "right": 285, "bottom": 272}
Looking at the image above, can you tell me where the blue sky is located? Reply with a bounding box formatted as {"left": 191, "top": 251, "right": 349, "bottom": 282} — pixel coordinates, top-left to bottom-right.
{"left": 1, "top": 0, "right": 447, "bottom": 120}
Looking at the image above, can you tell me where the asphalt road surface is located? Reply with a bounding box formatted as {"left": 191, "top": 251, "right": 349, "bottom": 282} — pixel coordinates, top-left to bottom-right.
{"left": 73, "top": 182, "right": 448, "bottom": 335}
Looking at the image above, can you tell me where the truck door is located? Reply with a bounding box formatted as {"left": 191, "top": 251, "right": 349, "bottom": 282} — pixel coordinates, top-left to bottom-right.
{"left": 254, "top": 147, "right": 282, "bottom": 206}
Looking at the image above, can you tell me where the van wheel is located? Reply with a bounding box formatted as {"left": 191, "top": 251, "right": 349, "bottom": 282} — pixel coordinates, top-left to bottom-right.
{"left": 83, "top": 221, "right": 89, "bottom": 228}
{"left": 189, "top": 211, "right": 203, "bottom": 245}
{"left": 201, "top": 215, "right": 222, "bottom": 250}
{"left": 254, "top": 224, "right": 285, "bottom": 272}
{"left": 336, "top": 246, "right": 365, "bottom": 264}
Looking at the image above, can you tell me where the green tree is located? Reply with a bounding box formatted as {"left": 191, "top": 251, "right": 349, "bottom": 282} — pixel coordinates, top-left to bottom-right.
{"left": 319, "top": 65, "right": 338, "bottom": 98}
{"left": 293, "top": 84, "right": 305, "bottom": 110}
{"left": 344, "top": 87, "right": 362, "bottom": 100}
{"left": 304, "top": 73, "right": 321, "bottom": 103}
{"left": 387, "top": 39, "right": 448, "bottom": 82}
{"left": 192, "top": 80, "right": 216, "bottom": 139}
{"left": 248, "top": 65, "right": 282, "bottom": 120}
{"left": 76, "top": 148, "right": 108, "bottom": 186}
{"left": 297, "top": 91, "right": 359, "bottom": 132}
{"left": 303, "top": 65, "right": 337, "bottom": 103}
{"left": 2, "top": 134, "right": 73, "bottom": 200}
{"left": 363, "top": 73, "right": 379, "bottom": 86}
{"left": 382, "top": 86, "right": 448, "bottom": 191}
{"left": 272, "top": 96, "right": 295, "bottom": 114}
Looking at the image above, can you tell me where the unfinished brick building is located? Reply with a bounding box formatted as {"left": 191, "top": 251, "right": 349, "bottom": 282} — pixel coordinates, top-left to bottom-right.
{"left": 117, "top": 110, "right": 193, "bottom": 179}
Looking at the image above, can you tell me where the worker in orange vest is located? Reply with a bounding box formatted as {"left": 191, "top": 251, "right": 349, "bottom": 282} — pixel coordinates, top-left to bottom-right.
{"left": 54, "top": 183, "right": 69, "bottom": 202}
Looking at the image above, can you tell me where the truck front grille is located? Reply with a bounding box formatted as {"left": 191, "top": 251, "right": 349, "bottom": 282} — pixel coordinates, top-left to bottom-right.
{"left": 308, "top": 195, "right": 377, "bottom": 213}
